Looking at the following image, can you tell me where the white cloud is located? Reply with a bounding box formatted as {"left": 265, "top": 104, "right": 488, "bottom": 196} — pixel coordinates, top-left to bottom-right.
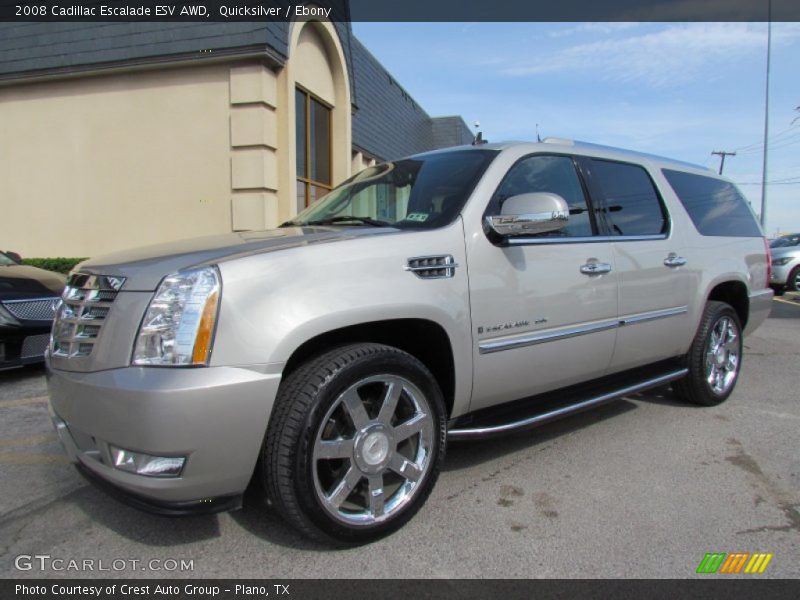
{"left": 503, "top": 23, "right": 800, "bottom": 88}
{"left": 548, "top": 23, "right": 641, "bottom": 38}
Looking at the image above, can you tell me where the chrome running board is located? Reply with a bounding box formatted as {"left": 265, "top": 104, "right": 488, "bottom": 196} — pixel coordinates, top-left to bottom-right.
{"left": 447, "top": 368, "right": 688, "bottom": 441}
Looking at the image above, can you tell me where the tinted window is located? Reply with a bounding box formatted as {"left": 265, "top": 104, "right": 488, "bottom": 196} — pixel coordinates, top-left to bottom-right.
{"left": 589, "top": 159, "right": 667, "bottom": 236}
{"left": 662, "top": 170, "right": 762, "bottom": 237}
{"left": 771, "top": 235, "right": 800, "bottom": 248}
{"left": 489, "top": 155, "right": 594, "bottom": 237}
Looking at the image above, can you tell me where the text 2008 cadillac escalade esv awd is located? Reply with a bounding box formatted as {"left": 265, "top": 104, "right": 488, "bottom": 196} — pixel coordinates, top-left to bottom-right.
{"left": 47, "top": 139, "right": 773, "bottom": 544}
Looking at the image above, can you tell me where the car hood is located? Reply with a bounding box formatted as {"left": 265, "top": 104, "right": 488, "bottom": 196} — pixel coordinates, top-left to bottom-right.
{"left": 0, "top": 264, "right": 66, "bottom": 301}
{"left": 76, "top": 226, "right": 400, "bottom": 291}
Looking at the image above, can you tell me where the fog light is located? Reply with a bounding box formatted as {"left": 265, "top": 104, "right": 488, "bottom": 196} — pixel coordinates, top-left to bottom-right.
{"left": 110, "top": 446, "right": 185, "bottom": 477}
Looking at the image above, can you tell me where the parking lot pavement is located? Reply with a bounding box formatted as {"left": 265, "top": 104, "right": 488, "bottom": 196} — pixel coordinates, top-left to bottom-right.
{"left": 1, "top": 299, "right": 798, "bottom": 579}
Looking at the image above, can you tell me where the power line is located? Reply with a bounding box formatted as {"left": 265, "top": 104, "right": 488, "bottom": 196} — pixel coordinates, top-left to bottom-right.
{"left": 733, "top": 124, "right": 799, "bottom": 153}
{"left": 738, "top": 181, "right": 800, "bottom": 186}
{"left": 737, "top": 131, "right": 800, "bottom": 155}
{"left": 736, "top": 176, "right": 800, "bottom": 185}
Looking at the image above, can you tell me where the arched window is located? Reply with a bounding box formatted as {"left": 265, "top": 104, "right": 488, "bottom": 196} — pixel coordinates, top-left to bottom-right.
{"left": 296, "top": 87, "right": 332, "bottom": 207}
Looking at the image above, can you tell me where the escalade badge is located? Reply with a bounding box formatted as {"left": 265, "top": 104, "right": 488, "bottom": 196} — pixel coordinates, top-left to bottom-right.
{"left": 478, "top": 320, "right": 530, "bottom": 334}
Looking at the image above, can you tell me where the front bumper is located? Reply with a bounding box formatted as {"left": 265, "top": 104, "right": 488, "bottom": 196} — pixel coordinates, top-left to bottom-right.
{"left": 770, "top": 262, "right": 797, "bottom": 286}
{"left": 47, "top": 363, "right": 282, "bottom": 507}
{"left": 1, "top": 325, "right": 51, "bottom": 370}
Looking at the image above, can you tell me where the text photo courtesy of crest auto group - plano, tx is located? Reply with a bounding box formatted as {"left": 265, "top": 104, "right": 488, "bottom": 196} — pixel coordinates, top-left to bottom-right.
{"left": 0, "top": 1, "right": 799, "bottom": 599}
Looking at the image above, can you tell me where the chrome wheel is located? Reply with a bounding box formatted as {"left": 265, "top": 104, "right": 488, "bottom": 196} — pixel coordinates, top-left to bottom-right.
{"left": 704, "top": 315, "right": 740, "bottom": 395}
{"left": 792, "top": 268, "right": 800, "bottom": 292}
{"left": 312, "top": 374, "right": 434, "bottom": 527}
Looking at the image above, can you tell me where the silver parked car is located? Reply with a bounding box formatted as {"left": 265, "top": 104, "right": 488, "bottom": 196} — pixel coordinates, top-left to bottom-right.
{"left": 47, "top": 140, "right": 772, "bottom": 544}
{"left": 769, "top": 233, "right": 800, "bottom": 293}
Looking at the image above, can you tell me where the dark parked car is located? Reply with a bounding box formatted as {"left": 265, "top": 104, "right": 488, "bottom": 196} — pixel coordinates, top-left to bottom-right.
{"left": 0, "top": 251, "right": 65, "bottom": 369}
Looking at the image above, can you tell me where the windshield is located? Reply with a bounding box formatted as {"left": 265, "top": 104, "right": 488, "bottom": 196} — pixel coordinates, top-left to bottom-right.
{"left": 770, "top": 235, "right": 799, "bottom": 248}
{"left": 0, "top": 252, "right": 17, "bottom": 266}
{"left": 287, "top": 149, "right": 498, "bottom": 229}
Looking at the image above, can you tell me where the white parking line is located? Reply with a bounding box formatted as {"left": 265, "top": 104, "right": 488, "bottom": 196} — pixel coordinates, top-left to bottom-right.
{"left": 0, "top": 395, "right": 49, "bottom": 409}
{"left": 0, "top": 433, "right": 58, "bottom": 448}
{"left": 774, "top": 297, "right": 800, "bottom": 308}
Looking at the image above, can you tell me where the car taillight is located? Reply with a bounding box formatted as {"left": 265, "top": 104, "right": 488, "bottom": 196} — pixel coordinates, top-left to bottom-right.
{"left": 764, "top": 238, "right": 772, "bottom": 288}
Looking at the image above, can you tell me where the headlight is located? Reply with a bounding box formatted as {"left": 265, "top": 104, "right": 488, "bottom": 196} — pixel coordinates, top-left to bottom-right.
{"left": 772, "top": 257, "right": 793, "bottom": 266}
{"left": 132, "top": 266, "right": 220, "bottom": 366}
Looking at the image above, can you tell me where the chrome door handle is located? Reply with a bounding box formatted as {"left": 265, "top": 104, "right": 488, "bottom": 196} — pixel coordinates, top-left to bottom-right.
{"left": 580, "top": 262, "right": 612, "bottom": 275}
{"left": 664, "top": 254, "right": 687, "bottom": 268}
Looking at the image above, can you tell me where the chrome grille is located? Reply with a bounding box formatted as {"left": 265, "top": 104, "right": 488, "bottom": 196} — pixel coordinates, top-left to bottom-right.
{"left": 404, "top": 255, "right": 459, "bottom": 279}
{"left": 1, "top": 297, "right": 60, "bottom": 321}
{"left": 51, "top": 273, "right": 125, "bottom": 359}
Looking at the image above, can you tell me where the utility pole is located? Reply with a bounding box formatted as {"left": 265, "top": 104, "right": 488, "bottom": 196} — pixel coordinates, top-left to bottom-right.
{"left": 711, "top": 150, "right": 736, "bottom": 175}
{"left": 760, "top": 2, "right": 772, "bottom": 229}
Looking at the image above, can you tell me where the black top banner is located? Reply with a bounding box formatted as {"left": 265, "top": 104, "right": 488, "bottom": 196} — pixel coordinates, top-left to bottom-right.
{"left": 1, "top": 0, "right": 799, "bottom": 22}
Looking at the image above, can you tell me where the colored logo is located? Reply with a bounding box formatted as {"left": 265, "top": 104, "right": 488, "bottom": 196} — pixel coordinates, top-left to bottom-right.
{"left": 696, "top": 552, "right": 773, "bottom": 574}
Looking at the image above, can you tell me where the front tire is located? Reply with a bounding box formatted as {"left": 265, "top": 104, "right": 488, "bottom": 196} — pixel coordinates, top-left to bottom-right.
{"left": 263, "top": 343, "right": 446, "bottom": 545}
{"left": 787, "top": 266, "right": 800, "bottom": 292}
{"left": 674, "top": 301, "right": 743, "bottom": 406}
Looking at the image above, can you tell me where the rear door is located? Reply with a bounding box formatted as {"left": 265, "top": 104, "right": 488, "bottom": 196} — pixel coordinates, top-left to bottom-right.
{"left": 580, "top": 157, "right": 693, "bottom": 372}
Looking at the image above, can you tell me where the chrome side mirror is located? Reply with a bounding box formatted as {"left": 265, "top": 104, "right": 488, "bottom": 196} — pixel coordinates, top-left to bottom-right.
{"left": 485, "top": 192, "right": 569, "bottom": 237}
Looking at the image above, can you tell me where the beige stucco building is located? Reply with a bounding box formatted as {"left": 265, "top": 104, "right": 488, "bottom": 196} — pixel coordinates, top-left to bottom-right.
{"left": 0, "top": 16, "right": 472, "bottom": 259}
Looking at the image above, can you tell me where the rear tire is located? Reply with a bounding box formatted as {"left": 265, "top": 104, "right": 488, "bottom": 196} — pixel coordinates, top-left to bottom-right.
{"left": 674, "top": 301, "right": 743, "bottom": 407}
{"left": 263, "top": 343, "right": 446, "bottom": 545}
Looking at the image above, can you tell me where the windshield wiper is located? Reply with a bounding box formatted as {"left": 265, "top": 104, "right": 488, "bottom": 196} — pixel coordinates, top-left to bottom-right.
{"left": 306, "top": 216, "right": 393, "bottom": 227}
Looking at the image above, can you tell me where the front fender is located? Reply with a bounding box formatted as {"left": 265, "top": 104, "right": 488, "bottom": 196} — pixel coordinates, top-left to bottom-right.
{"left": 210, "top": 224, "right": 473, "bottom": 417}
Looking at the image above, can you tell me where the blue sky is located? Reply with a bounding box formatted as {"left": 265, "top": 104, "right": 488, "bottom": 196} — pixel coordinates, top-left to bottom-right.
{"left": 352, "top": 22, "right": 800, "bottom": 236}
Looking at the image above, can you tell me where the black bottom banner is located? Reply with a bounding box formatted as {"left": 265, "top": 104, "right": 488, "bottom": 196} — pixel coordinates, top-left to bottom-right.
{"left": 3, "top": 579, "right": 800, "bottom": 600}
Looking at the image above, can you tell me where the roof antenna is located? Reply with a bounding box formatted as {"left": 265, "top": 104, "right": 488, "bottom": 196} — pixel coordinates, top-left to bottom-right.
{"left": 536, "top": 123, "right": 542, "bottom": 142}
{"left": 472, "top": 120, "right": 487, "bottom": 145}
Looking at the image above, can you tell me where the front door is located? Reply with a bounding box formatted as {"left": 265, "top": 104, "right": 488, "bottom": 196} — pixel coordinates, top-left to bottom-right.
{"left": 465, "top": 154, "right": 619, "bottom": 411}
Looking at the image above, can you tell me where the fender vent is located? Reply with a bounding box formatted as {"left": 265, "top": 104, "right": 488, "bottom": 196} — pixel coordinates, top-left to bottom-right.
{"left": 404, "top": 255, "right": 458, "bottom": 279}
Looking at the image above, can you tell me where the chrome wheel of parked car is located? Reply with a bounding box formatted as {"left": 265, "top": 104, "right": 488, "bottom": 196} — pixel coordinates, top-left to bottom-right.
{"left": 674, "top": 301, "right": 743, "bottom": 406}
{"left": 704, "top": 316, "right": 740, "bottom": 395}
{"left": 789, "top": 266, "right": 800, "bottom": 292}
{"left": 264, "top": 343, "right": 446, "bottom": 545}
{"left": 312, "top": 374, "right": 434, "bottom": 526}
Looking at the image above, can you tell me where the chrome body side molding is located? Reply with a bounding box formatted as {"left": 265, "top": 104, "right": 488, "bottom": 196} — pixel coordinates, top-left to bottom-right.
{"left": 618, "top": 306, "right": 688, "bottom": 326}
{"left": 479, "top": 306, "right": 688, "bottom": 355}
{"left": 447, "top": 368, "right": 689, "bottom": 440}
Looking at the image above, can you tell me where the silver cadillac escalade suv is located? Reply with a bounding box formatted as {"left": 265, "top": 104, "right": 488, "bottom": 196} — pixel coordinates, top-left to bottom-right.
{"left": 47, "top": 139, "right": 773, "bottom": 544}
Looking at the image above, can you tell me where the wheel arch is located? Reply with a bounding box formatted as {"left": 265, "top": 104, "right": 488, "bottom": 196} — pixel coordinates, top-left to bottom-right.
{"left": 282, "top": 318, "right": 457, "bottom": 418}
{"left": 706, "top": 279, "right": 749, "bottom": 329}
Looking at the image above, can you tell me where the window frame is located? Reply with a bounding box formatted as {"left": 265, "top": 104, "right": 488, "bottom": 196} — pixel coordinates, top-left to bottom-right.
{"left": 579, "top": 156, "right": 673, "bottom": 241}
{"left": 295, "top": 85, "right": 333, "bottom": 208}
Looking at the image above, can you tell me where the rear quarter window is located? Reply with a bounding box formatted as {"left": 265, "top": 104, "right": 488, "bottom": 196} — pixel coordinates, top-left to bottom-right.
{"left": 662, "top": 169, "right": 762, "bottom": 237}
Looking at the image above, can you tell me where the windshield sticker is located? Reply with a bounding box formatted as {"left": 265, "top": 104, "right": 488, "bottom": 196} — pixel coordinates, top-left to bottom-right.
{"left": 406, "top": 213, "right": 430, "bottom": 222}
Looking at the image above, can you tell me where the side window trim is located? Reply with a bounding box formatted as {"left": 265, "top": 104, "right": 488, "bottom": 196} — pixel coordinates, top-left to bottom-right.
{"left": 580, "top": 157, "right": 672, "bottom": 240}
{"left": 482, "top": 152, "right": 601, "bottom": 244}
